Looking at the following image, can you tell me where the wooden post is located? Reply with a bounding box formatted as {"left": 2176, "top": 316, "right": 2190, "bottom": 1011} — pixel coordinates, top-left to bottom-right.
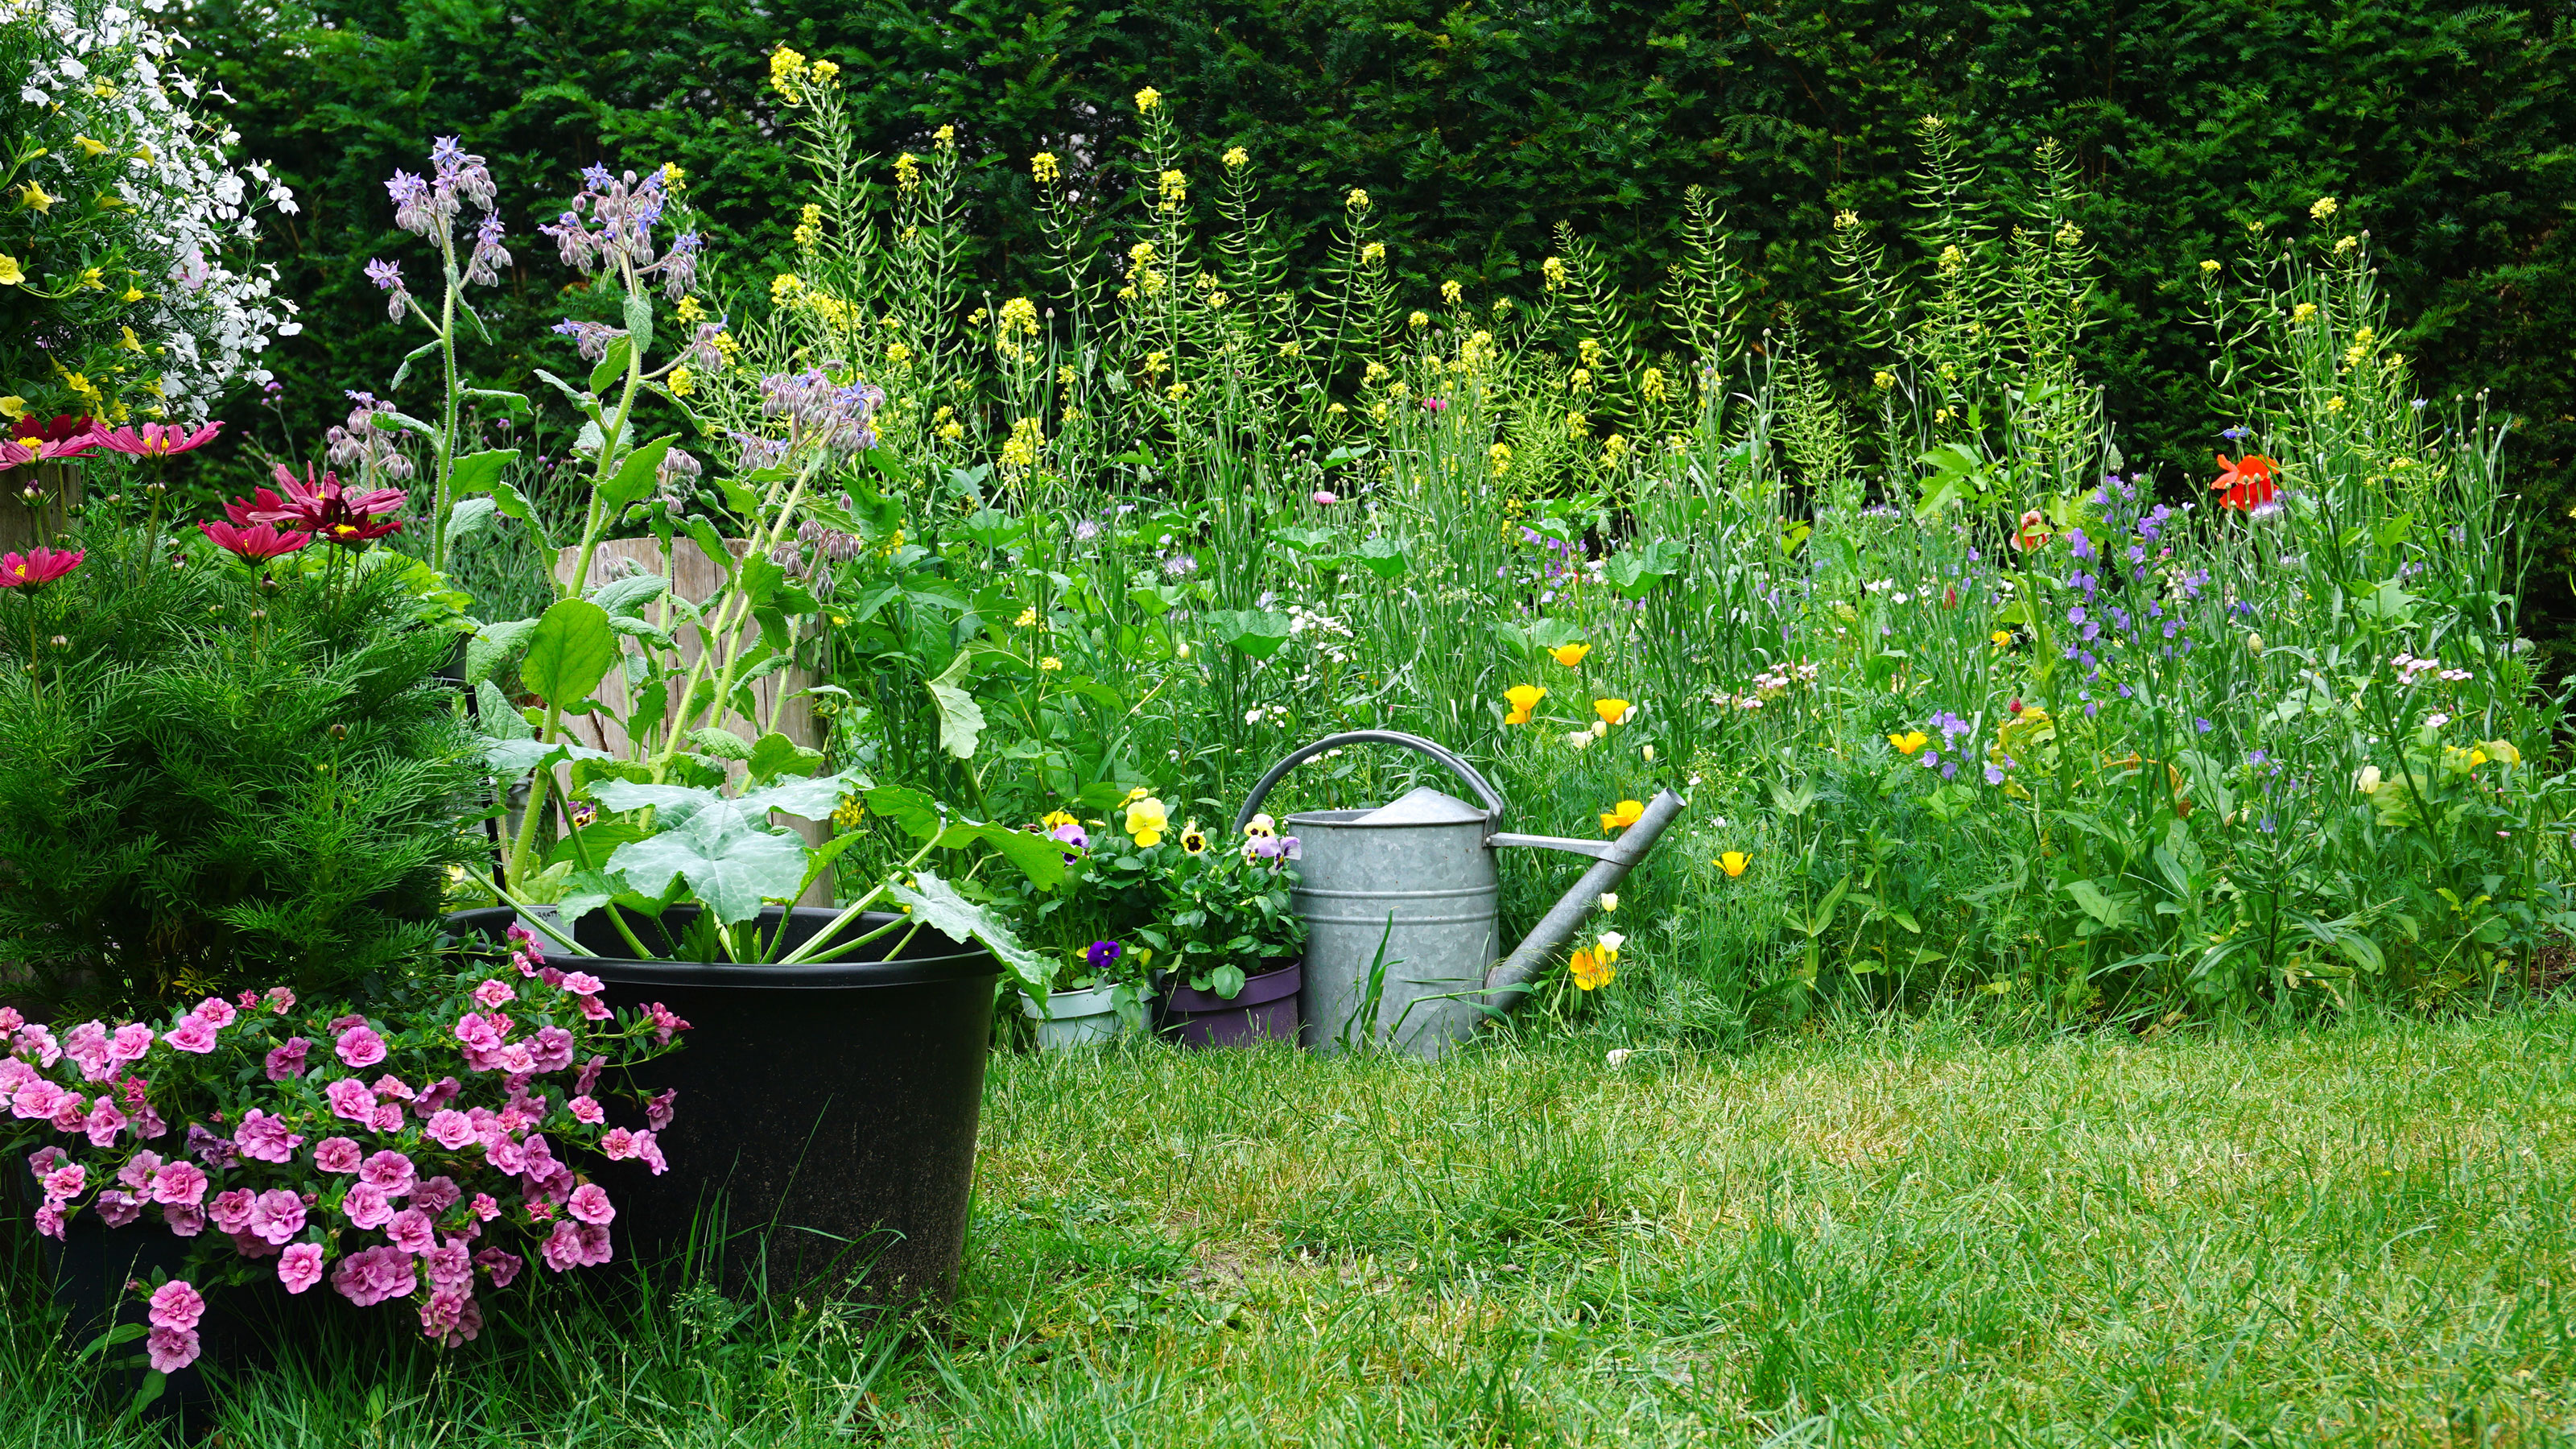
{"left": 554, "top": 537, "right": 836, "bottom": 905}
{"left": 0, "top": 468, "right": 82, "bottom": 555}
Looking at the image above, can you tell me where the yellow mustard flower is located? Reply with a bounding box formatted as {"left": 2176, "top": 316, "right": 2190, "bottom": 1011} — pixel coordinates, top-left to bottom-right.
{"left": 1135, "top": 86, "right": 1162, "bottom": 112}
{"left": 1223, "top": 146, "right": 1249, "bottom": 169}
{"left": 1032, "top": 151, "right": 1060, "bottom": 185}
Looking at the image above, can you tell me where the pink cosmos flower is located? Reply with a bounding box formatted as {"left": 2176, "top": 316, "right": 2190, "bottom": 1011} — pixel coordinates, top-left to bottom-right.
{"left": 277, "top": 1243, "right": 325, "bottom": 1294}
{"left": 385, "top": 1208, "right": 437, "bottom": 1254}
{"left": 200, "top": 518, "right": 315, "bottom": 563}
{"left": 473, "top": 1246, "right": 522, "bottom": 1286}
{"left": 164, "top": 1203, "right": 204, "bottom": 1236}
{"left": 473, "top": 978, "right": 516, "bottom": 1008}
{"left": 192, "top": 997, "right": 238, "bottom": 1030}
{"left": 427, "top": 1108, "right": 477, "bottom": 1150}
{"left": 324, "top": 1078, "right": 377, "bottom": 1123}
{"left": 108, "top": 1022, "right": 156, "bottom": 1063}
{"left": 246, "top": 462, "right": 407, "bottom": 548}
{"left": 162, "top": 1016, "right": 218, "bottom": 1054}
{"left": 265, "top": 1038, "right": 311, "bottom": 1081}
{"left": 96, "top": 1189, "right": 142, "bottom": 1226}
{"left": 146, "top": 1325, "right": 201, "bottom": 1374}
{"left": 233, "top": 1109, "right": 303, "bottom": 1162}
{"left": 646, "top": 1089, "right": 678, "bottom": 1131}
{"left": 312, "top": 1137, "right": 362, "bottom": 1174}
{"left": 340, "top": 1182, "right": 395, "bottom": 1230}
{"left": 335, "top": 1025, "right": 387, "bottom": 1068}
{"left": 85, "top": 419, "right": 225, "bottom": 458}
{"left": 147, "top": 1279, "right": 205, "bottom": 1331}
{"left": 206, "top": 1189, "right": 256, "bottom": 1234}
{"left": 247, "top": 1188, "right": 307, "bottom": 1245}
{"left": 330, "top": 1245, "right": 416, "bottom": 1307}
{"left": 151, "top": 1160, "right": 208, "bottom": 1207}
{"left": 566, "top": 1182, "right": 616, "bottom": 1225}
{"left": 0, "top": 546, "right": 84, "bottom": 592}
{"left": 566, "top": 1096, "right": 605, "bottom": 1125}
{"left": 358, "top": 1150, "right": 416, "bottom": 1195}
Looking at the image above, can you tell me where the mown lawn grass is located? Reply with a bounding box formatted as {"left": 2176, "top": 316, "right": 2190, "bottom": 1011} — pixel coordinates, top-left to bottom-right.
{"left": 8, "top": 1009, "right": 2574, "bottom": 1446}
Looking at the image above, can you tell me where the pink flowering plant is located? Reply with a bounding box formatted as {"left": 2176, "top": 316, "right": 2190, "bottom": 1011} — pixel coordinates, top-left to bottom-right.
{"left": 2, "top": 924, "right": 687, "bottom": 1394}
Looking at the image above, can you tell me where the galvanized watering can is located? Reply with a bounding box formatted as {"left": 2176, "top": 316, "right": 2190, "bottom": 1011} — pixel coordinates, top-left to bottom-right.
{"left": 1231, "top": 730, "right": 1686, "bottom": 1058}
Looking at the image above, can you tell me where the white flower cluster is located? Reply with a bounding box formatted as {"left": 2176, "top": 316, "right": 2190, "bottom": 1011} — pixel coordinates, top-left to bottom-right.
{"left": 15, "top": 0, "right": 300, "bottom": 415}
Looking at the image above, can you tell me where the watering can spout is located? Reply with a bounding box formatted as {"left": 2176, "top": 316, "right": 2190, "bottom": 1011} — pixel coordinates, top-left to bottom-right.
{"left": 1482, "top": 789, "right": 1687, "bottom": 1002}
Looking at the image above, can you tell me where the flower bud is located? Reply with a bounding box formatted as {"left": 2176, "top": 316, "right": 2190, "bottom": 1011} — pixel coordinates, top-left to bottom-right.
{"left": 2247, "top": 633, "right": 2264, "bottom": 655}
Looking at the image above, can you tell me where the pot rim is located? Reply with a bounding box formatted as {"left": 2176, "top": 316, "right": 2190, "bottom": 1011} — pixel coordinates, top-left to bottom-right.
{"left": 444, "top": 906, "right": 1001, "bottom": 990}
{"left": 1162, "top": 958, "right": 1302, "bottom": 1013}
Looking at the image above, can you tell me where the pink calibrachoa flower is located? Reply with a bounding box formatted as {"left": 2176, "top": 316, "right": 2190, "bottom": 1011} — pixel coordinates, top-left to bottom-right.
{"left": 205, "top": 1189, "right": 255, "bottom": 1234}
{"left": 646, "top": 1089, "right": 677, "bottom": 1131}
{"left": 165, "top": 1204, "right": 204, "bottom": 1237}
{"left": 247, "top": 1188, "right": 307, "bottom": 1245}
{"left": 192, "top": 997, "right": 237, "bottom": 1030}
{"left": 474, "top": 1246, "right": 522, "bottom": 1287}
{"left": 312, "top": 1137, "right": 362, "bottom": 1174}
{"left": 412, "top": 1176, "right": 461, "bottom": 1214}
{"left": 109, "top": 1023, "right": 155, "bottom": 1063}
{"left": 386, "top": 1208, "right": 437, "bottom": 1254}
{"left": 473, "top": 978, "right": 516, "bottom": 1008}
{"left": 539, "top": 1220, "right": 613, "bottom": 1273}
{"left": 64, "top": 1022, "right": 110, "bottom": 1080}
{"left": 151, "top": 1160, "right": 208, "bottom": 1206}
{"left": 233, "top": 1109, "right": 303, "bottom": 1162}
{"left": 83, "top": 1097, "right": 126, "bottom": 1147}
{"left": 419, "top": 1290, "right": 483, "bottom": 1348}
{"left": 340, "top": 1182, "right": 396, "bottom": 1229}
{"left": 469, "top": 1193, "right": 500, "bottom": 1223}
{"left": 358, "top": 1150, "right": 416, "bottom": 1195}
{"left": 277, "top": 1243, "right": 325, "bottom": 1294}
{"left": 330, "top": 1245, "right": 417, "bottom": 1307}
{"left": 96, "top": 1189, "right": 142, "bottom": 1226}
{"left": 335, "top": 1024, "right": 387, "bottom": 1068}
{"left": 147, "top": 1279, "right": 206, "bottom": 1331}
{"left": 598, "top": 1127, "right": 636, "bottom": 1162}
{"left": 324, "top": 1078, "right": 376, "bottom": 1123}
{"left": 372, "top": 1074, "right": 416, "bottom": 1101}
{"left": 264, "top": 986, "right": 296, "bottom": 1013}
{"left": 422, "top": 1240, "right": 473, "bottom": 1294}
{"left": 33, "top": 1203, "right": 64, "bottom": 1239}
{"left": 117, "top": 1150, "right": 163, "bottom": 1192}
{"left": 565, "top": 1182, "right": 615, "bottom": 1225}
{"left": 40, "top": 1162, "right": 85, "bottom": 1202}
{"left": 427, "top": 1108, "right": 477, "bottom": 1150}
{"left": 558, "top": 972, "right": 605, "bottom": 997}
{"left": 162, "top": 1016, "right": 218, "bottom": 1055}
{"left": 566, "top": 1096, "right": 605, "bottom": 1125}
{"left": 264, "top": 1038, "right": 311, "bottom": 1081}
{"left": 454, "top": 1013, "right": 502, "bottom": 1052}
{"left": 146, "top": 1326, "right": 201, "bottom": 1374}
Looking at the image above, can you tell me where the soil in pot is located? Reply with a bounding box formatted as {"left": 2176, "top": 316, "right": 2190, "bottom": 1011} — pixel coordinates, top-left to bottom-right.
{"left": 1159, "top": 960, "right": 1302, "bottom": 1048}
{"left": 448, "top": 905, "right": 998, "bottom": 1304}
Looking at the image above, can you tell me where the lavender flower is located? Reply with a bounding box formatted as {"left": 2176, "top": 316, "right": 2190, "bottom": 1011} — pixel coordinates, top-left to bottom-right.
{"left": 464, "top": 213, "right": 511, "bottom": 287}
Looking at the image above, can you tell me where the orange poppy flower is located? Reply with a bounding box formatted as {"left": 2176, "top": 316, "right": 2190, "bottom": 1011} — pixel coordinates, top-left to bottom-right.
{"left": 2212, "top": 452, "right": 2279, "bottom": 511}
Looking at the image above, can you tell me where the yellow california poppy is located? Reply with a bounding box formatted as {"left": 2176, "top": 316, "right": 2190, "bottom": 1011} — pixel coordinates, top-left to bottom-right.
{"left": 1551, "top": 642, "right": 1591, "bottom": 668}
{"left": 1888, "top": 731, "right": 1929, "bottom": 755}
{"left": 1718, "top": 851, "right": 1749, "bottom": 877}
{"left": 1504, "top": 683, "right": 1546, "bottom": 724}
{"left": 1125, "top": 797, "right": 1170, "bottom": 847}
{"left": 1570, "top": 947, "right": 1614, "bottom": 991}
{"left": 1599, "top": 799, "right": 1645, "bottom": 835}
{"left": 1593, "top": 698, "right": 1634, "bottom": 726}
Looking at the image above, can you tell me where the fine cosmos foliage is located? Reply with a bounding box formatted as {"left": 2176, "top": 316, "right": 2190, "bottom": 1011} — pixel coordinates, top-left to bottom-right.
{"left": 0, "top": 555, "right": 481, "bottom": 1016}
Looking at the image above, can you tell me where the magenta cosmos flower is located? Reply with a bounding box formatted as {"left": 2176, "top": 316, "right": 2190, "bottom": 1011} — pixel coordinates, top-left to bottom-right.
{"left": 0, "top": 547, "right": 83, "bottom": 591}
{"left": 247, "top": 464, "right": 406, "bottom": 547}
{"left": 82, "top": 419, "right": 225, "bottom": 458}
{"left": 199, "top": 518, "right": 311, "bottom": 562}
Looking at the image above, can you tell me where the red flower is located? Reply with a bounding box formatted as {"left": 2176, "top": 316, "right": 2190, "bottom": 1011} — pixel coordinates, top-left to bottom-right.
{"left": 221, "top": 487, "right": 294, "bottom": 527}
{"left": 11, "top": 413, "right": 91, "bottom": 444}
{"left": 85, "top": 420, "right": 225, "bottom": 458}
{"left": 0, "top": 434, "right": 102, "bottom": 470}
{"left": 2212, "top": 453, "right": 2279, "bottom": 512}
{"left": 0, "top": 547, "right": 85, "bottom": 591}
{"left": 198, "top": 519, "right": 312, "bottom": 562}
{"left": 2013, "top": 510, "right": 2052, "bottom": 552}
{"left": 246, "top": 464, "right": 406, "bottom": 547}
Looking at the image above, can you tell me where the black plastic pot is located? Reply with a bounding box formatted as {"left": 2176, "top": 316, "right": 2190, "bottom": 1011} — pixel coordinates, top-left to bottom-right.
{"left": 446, "top": 905, "right": 999, "bottom": 1302}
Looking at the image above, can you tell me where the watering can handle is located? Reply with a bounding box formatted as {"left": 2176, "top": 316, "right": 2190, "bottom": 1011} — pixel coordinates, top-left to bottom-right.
{"left": 1231, "top": 730, "right": 1509, "bottom": 834}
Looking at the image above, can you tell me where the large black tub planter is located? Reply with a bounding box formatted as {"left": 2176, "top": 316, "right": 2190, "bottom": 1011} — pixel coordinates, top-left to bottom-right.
{"left": 448, "top": 904, "right": 999, "bottom": 1302}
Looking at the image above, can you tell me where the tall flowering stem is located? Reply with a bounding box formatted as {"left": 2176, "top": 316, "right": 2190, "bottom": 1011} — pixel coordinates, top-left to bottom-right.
{"left": 374, "top": 139, "right": 508, "bottom": 575}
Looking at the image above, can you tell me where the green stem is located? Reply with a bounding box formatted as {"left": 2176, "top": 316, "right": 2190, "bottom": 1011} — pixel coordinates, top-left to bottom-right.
{"left": 430, "top": 233, "right": 463, "bottom": 574}
{"left": 774, "top": 833, "right": 943, "bottom": 967}
{"left": 453, "top": 873, "right": 598, "bottom": 956}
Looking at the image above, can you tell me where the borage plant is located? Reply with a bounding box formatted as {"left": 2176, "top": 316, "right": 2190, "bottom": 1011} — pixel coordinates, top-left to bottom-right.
{"left": 2, "top": 927, "right": 681, "bottom": 1402}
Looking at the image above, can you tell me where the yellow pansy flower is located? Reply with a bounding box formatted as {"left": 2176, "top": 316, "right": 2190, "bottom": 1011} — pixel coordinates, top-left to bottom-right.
{"left": 1125, "top": 796, "right": 1170, "bottom": 847}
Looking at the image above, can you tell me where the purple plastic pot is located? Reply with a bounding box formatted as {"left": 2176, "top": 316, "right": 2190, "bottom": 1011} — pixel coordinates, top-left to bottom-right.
{"left": 1159, "top": 960, "right": 1302, "bottom": 1047}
